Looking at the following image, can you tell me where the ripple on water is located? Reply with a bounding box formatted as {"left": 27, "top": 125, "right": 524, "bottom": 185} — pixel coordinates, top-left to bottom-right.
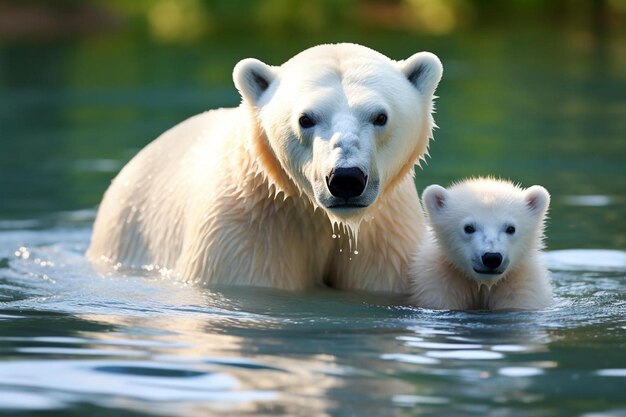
{"left": 561, "top": 195, "right": 614, "bottom": 207}
{"left": 16, "top": 347, "right": 148, "bottom": 357}
{"left": 0, "top": 359, "right": 276, "bottom": 405}
{"left": 392, "top": 394, "right": 451, "bottom": 406}
{"left": 0, "top": 390, "right": 65, "bottom": 411}
{"left": 545, "top": 249, "right": 626, "bottom": 271}
{"left": 406, "top": 341, "right": 483, "bottom": 350}
{"left": 381, "top": 353, "right": 441, "bottom": 365}
{"left": 491, "top": 345, "right": 533, "bottom": 352}
{"left": 596, "top": 369, "right": 626, "bottom": 377}
{"left": 1, "top": 336, "right": 190, "bottom": 349}
{"left": 425, "top": 350, "right": 504, "bottom": 360}
{"left": 498, "top": 367, "right": 545, "bottom": 377}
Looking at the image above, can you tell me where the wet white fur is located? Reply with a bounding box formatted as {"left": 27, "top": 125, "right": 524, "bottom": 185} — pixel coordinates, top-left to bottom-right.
{"left": 409, "top": 178, "right": 553, "bottom": 310}
{"left": 88, "top": 43, "right": 443, "bottom": 292}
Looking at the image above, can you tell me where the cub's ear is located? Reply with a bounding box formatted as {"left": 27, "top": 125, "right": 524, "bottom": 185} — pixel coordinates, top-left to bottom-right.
{"left": 233, "top": 58, "right": 277, "bottom": 105}
{"left": 399, "top": 52, "right": 443, "bottom": 97}
{"left": 525, "top": 185, "right": 551, "bottom": 216}
{"left": 422, "top": 184, "right": 448, "bottom": 217}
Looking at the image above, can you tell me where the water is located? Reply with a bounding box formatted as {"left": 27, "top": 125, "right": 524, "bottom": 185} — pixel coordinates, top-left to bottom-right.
{"left": 1, "top": 26, "right": 626, "bottom": 416}
{"left": 1, "top": 224, "right": 625, "bottom": 416}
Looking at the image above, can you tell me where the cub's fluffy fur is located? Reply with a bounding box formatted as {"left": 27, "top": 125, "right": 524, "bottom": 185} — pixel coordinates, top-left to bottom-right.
{"left": 409, "top": 178, "right": 552, "bottom": 310}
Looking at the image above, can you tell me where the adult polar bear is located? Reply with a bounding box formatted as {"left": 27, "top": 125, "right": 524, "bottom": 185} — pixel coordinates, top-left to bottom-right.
{"left": 88, "top": 43, "right": 443, "bottom": 292}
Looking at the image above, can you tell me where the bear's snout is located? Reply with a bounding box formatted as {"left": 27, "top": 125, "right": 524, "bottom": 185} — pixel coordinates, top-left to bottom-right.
{"left": 326, "top": 167, "right": 367, "bottom": 200}
{"left": 481, "top": 252, "right": 503, "bottom": 270}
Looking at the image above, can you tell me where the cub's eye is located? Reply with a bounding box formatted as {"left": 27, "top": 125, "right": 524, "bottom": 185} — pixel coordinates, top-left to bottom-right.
{"left": 373, "top": 113, "right": 387, "bottom": 126}
{"left": 505, "top": 225, "right": 516, "bottom": 235}
{"left": 464, "top": 224, "right": 475, "bottom": 234}
{"left": 298, "top": 115, "right": 315, "bottom": 129}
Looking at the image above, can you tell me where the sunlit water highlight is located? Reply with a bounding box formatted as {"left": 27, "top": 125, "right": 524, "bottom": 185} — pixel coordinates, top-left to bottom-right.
{"left": 0, "top": 215, "right": 624, "bottom": 417}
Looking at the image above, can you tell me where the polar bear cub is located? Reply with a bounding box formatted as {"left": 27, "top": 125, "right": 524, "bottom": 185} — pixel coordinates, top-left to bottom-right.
{"left": 409, "top": 178, "right": 552, "bottom": 310}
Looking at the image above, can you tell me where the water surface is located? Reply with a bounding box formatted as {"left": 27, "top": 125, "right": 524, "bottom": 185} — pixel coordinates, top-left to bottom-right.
{"left": 1, "top": 223, "right": 625, "bottom": 416}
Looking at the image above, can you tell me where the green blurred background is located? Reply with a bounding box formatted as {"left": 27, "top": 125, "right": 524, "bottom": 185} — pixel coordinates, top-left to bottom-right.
{"left": 0, "top": 0, "right": 625, "bottom": 249}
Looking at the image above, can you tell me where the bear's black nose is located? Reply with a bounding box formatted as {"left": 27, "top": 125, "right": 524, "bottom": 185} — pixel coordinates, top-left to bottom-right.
{"left": 481, "top": 252, "right": 503, "bottom": 269}
{"left": 326, "top": 167, "right": 367, "bottom": 200}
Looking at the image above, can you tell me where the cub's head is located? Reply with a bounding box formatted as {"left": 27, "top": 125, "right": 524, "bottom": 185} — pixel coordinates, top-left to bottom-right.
{"left": 233, "top": 43, "right": 442, "bottom": 224}
{"left": 422, "top": 178, "right": 550, "bottom": 284}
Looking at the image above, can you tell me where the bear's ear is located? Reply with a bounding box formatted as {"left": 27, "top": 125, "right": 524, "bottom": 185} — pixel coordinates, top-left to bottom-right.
{"left": 399, "top": 52, "right": 443, "bottom": 97}
{"left": 422, "top": 184, "right": 448, "bottom": 216}
{"left": 233, "top": 58, "right": 277, "bottom": 105}
{"left": 525, "top": 185, "right": 550, "bottom": 216}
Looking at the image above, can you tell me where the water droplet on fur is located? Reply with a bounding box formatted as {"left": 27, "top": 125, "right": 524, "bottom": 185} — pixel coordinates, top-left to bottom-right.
{"left": 339, "top": 249, "right": 343, "bottom": 252}
{"left": 332, "top": 234, "right": 337, "bottom": 239}
{"left": 354, "top": 250, "right": 359, "bottom": 255}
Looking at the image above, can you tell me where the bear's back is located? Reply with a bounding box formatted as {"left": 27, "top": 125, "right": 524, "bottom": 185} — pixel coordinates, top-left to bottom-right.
{"left": 87, "top": 108, "right": 241, "bottom": 267}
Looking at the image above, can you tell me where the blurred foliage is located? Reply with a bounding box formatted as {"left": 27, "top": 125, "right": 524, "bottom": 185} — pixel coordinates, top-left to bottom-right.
{"left": 0, "top": 0, "right": 625, "bottom": 42}
{"left": 101, "top": 0, "right": 362, "bottom": 41}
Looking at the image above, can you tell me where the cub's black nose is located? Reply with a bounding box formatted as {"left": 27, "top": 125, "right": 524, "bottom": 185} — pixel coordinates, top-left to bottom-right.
{"left": 481, "top": 252, "right": 503, "bottom": 269}
{"left": 326, "top": 167, "right": 367, "bottom": 199}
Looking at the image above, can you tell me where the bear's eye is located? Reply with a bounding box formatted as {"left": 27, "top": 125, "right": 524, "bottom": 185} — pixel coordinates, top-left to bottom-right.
{"left": 298, "top": 115, "right": 316, "bottom": 129}
{"left": 505, "top": 225, "right": 516, "bottom": 235}
{"left": 464, "top": 224, "right": 475, "bottom": 234}
{"left": 373, "top": 113, "right": 387, "bottom": 126}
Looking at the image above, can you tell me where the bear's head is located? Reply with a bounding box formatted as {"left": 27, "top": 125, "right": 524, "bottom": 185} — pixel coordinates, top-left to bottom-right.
{"left": 233, "top": 43, "right": 442, "bottom": 225}
{"left": 422, "top": 179, "right": 550, "bottom": 285}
